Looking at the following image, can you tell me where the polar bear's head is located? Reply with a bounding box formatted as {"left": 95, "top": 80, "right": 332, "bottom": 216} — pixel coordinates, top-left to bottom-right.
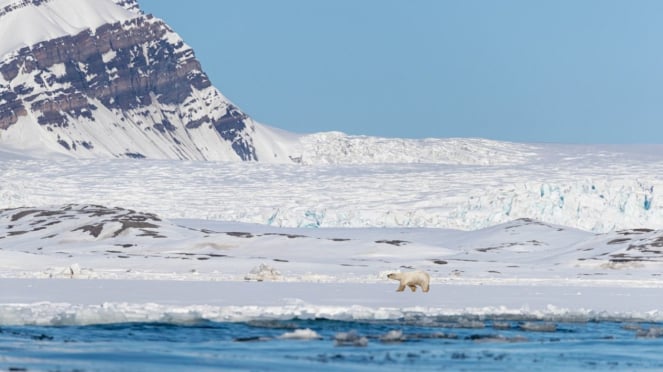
{"left": 387, "top": 272, "right": 402, "bottom": 280}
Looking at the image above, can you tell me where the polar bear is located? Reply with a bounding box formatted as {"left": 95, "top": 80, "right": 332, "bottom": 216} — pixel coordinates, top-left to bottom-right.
{"left": 387, "top": 271, "right": 430, "bottom": 293}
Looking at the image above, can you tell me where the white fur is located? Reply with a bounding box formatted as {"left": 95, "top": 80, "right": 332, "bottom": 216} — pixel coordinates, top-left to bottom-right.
{"left": 387, "top": 271, "right": 430, "bottom": 293}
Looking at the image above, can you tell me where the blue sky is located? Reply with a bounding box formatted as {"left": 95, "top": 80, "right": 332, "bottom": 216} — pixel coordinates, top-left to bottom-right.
{"left": 139, "top": 0, "right": 663, "bottom": 143}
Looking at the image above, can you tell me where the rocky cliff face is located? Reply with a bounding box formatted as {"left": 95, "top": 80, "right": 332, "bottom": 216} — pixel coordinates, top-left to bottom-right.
{"left": 0, "top": 0, "right": 295, "bottom": 161}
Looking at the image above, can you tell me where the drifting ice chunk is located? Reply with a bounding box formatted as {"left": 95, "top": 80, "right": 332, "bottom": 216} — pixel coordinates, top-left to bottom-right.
{"left": 278, "top": 328, "right": 322, "bottom": 340}
{"left": 334, "top": 330, "right": 368, "bottom": 347}
{"left": 379, "top": 330, "right": 405, "bottom": 343}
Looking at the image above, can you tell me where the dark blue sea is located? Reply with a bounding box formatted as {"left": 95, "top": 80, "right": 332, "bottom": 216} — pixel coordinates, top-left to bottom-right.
{"left": 2, "top": 317, "right": 663, "bottom": 371}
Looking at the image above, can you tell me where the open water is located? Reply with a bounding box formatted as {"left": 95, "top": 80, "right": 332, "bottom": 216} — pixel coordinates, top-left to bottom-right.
{"left": 2, "top": 317, "right": 663, "bottom": 371}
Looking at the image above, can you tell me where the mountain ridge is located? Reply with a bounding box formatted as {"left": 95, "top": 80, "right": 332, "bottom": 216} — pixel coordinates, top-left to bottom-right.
{"left": 0, "top": 0, "right": 545, "bottom": 165}
{"left": 0, "top": 0, "right": 299, "bottom": 162}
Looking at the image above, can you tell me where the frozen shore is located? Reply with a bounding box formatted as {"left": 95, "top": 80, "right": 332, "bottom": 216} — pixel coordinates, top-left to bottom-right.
{"left": 2, "top": 279, "right": 662, "bottom": 326}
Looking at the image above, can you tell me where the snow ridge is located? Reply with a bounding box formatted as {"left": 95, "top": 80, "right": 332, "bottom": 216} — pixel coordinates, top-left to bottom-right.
{"left": 294, "top": 132, "right": 537, "bottom": 165}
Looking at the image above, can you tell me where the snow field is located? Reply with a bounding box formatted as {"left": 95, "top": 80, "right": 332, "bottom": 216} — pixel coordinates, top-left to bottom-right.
{"left": 1, "top": 142, "right": 663, "bottom": 326}
{"left": 1, "top": 144, "right": 662, "bottom": 232}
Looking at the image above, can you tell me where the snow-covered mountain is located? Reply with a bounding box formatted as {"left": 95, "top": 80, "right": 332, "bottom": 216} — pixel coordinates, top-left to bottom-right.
{"left": 0, "top": 0, "right": 556, "bottom": 166}
{"left": 0, "top": 0, "right": 299, "bottom": 162}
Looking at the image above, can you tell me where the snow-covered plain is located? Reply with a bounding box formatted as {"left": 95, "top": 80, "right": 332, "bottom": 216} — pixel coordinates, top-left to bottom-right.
{"left": 1, "top": 141, "right": 663, "bottom": 326}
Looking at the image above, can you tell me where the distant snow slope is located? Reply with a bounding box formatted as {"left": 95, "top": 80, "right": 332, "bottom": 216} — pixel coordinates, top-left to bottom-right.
{"left": 292, "top": 132, "right": 537, "bottom": 165}
{"left": 1, "top": 143, "right": 662, "bottom": 232}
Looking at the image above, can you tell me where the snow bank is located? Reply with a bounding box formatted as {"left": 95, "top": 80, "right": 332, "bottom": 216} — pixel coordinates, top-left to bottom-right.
{"left": 1, "top": 280, "right": 662, "bottom": 326}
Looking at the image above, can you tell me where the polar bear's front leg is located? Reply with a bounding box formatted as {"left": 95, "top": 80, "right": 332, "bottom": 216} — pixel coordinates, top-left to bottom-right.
{"left": 396, "top": 282, "right": 406, "bottom": 291}
{"left": 408, "top": 284, "right": 417, "bottom": 292}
